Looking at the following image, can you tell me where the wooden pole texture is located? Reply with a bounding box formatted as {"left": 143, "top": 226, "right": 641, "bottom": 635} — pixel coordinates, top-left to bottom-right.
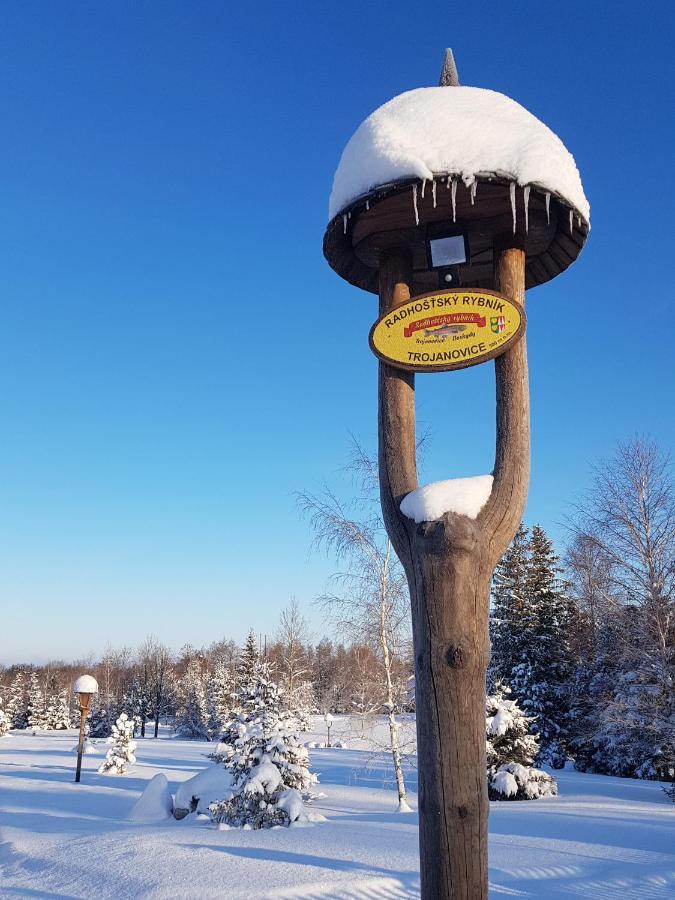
{"left": 377, "top": 244, "right": 529, "bottom": 899}
{"left": 74, "top": 695, "right": 92, "bottom": 783}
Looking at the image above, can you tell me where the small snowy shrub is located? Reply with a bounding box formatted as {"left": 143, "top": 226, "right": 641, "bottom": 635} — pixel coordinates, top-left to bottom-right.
{"left": 486, "top": 683, "right": 557, "bottom": 801}
{"left": 98, "top": 713, "right": 137, "bottom": 774}
{"left": 486, "top": 682, "right": 538, "bottom": 769}
{"left": 489, "top": 762, "right": 557, "bottom": 800}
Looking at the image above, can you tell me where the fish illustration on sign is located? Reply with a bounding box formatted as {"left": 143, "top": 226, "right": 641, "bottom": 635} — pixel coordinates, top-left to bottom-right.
{"left": 423, "top": 324, "right": 467, "bottom": 338}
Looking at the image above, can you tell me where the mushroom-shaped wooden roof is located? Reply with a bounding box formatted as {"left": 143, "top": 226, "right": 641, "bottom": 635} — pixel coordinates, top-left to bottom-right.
{"left": 324, "top": 78, "right": 589, "bottom": 294}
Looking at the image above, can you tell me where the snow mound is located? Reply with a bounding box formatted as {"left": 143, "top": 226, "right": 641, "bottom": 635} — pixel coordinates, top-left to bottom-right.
{"left": 401, "top": 474, "right": 493, "bottom": 522}
{"left": 73, "top": 675, "right": 98, "bottom": 694}
{"left": 278, "top": 788, "right": 327, "bottom": 827}
{"left": 71, "top": 739, "right": 97, "bottom": 755}
{"left": 129, "top": 773, "right": 174, "bottom": 822}
{"left": 174, "top": 765, "right": 233, "bottom": 818}
{"left": 329, "top": 86, "right": 589, "bottom": 223}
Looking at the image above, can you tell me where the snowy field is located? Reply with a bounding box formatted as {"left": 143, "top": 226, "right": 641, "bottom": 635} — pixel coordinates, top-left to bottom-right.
{"left": 1, "top": 717, "right": 673, "bottom": 899}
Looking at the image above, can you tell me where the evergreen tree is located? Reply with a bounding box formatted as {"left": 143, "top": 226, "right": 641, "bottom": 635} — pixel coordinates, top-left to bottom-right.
{"left": 237, "top": 629, "right": 260, "bottom": 698}
{"left": 491, "top": 525, "right": 578, "bottom": 767}
{"left": 206, "top": 662, "right": 235, "bottom": 741}
{"left": 6, "top": 671, "right": 28, "bottom": 729}
{"left": 486, "top": 682, "right": 538, "bottom": 770}
{"left": 522, "top": 526, "right": 578, "bottom": 766}
{"left": 209, "top": 660, "right": 318, "bottom": 828}
{"left": 290, "top": 680, "right": 316, "bottom": 732}
{"left": 490, "top": 524, "right": 529, "bottom": 686}
{"left": 88, "top": 697, "right": 117, "bottom": 738}
{"left": 98, "top": 713, "right": 137, "bottom": 774}
{"left": 175, "top": 660, "right": 210, "bottom": 740}
{"left": 0, "top": 699, "right": 10, "bottom": 737}
{"left": 124, "top": 677, "right": 152, "bottom": 736}
{"left": 49, "top": 690, "right": 72, "bottom": 730}
{"left": 26, "top": 671, "right": 45, "bottom": 729}
{"left": 486, "top": 683, "right": 557, "bottom": 800}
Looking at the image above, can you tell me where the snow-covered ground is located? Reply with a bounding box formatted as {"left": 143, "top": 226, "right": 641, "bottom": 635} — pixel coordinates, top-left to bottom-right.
{"left": 1, "top": 717, "right": 673, "bottom": 898}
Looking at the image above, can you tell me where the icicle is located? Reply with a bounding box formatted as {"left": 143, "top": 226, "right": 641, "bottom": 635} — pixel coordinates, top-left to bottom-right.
{"left": 509, "top": 182, "right": 516, "bottom": 234}
{"left": 576, "top": 214, "right": 581, "bottom": 228}
{"left": 470, "top": 181, "right": 477, "bottom": 205}
{"left": 545, "top": 192, "right": 551, "bottom": 225}
{"left": 446, "top": 175, "right": 451, "bottom": 189}
{"left": 451, "top": 179, "right": 457, "bottom": 223}
{"left": 421, "top": 179, "right": 426, "bottom": 199}
{"left": 569, "top": 209, "right": 573, "bottom": 234}
{"left": 412, "top": 183, "right": 419, "bottom": 226}
{"left": 523, "top": 185, "right": 530, "bottom": 234}
{"left": 348, "top": 211, "right": 351, "bottom": 219}
{"left": 432, "top": 180, "right": 437, "bottom": 209}
{"left": 365, "top": 199, "right": 369, "bottom": 210}
{"left": 343, "top": 214, "right": 347, "bottom": 235}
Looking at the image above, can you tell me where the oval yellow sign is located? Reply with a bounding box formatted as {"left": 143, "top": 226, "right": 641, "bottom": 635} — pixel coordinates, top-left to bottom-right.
{"left": 369, "top": 289, "right": 525, "bottom": 373}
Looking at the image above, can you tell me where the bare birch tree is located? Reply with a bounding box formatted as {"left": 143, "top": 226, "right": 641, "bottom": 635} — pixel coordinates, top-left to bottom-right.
{"left": 275, "top": 599, "right": 311, "bottom": 710}
{"left": 298, "top": 445, "right": 412, "bottom": 811}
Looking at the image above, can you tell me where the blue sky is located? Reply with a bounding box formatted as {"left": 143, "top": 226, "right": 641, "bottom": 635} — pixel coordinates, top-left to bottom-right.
{"left": 1, "top": 1, "right": 673, "bottom": 664}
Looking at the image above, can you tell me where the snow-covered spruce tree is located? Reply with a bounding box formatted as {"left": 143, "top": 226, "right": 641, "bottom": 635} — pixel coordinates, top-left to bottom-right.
{"left": 518, "top": 525, "right": 577, "bottom": 766}
{"left": 490, "top": 523, "right": 530, "bottom": 688}
{"left": 6, "top": 670, "right": 28, "bottom": 729}
{"left": 206, "top": 662, "right": 235, "bottom": 741}
{"left": 237, "top": 629, "right": 260, "bottom": 697}
{"left": 26, "top": 671, "right": 46, "bottom": 730}
{"left": 491, "top": 524, "right": 578, "bottom": 767}
{"left": 88, "top": 696, "right": 117, "bottom": 738}
{"left": 209, "top": 660, "right": 318, "bottom": 828}
{"left": 124, "top": 676, "right": 152, "bottom": 738}
{"left": 486, "top": 683, "right": 557, "bottom": 801}
{"left": 175, "top": 660, "right": 210, "bottom": 740}
{"left": 45, "top": 690, "right": 71, "bottom": 730}
{"left": 0, "top": 699, "right": 10, "bottom": 737}
{"left": 290, "top": 680, "right": 316, "bottom": 732}
{"left": 98, "top": 713, "right": 137, "bottom": 774}
{"left": 583, "top": 608, "right": 675, "bottom": 780}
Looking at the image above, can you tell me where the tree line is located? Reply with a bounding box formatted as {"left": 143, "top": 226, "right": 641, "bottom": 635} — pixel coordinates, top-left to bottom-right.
{"left": 0, "top": 603, "right": 413, "bottom": 741}
{"left": 1, "top": 436, "right": 672, "bottom": 789}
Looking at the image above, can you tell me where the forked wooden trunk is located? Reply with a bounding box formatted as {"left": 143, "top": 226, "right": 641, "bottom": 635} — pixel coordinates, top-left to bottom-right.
{"left": 378, "top": 244, "right": 529, "bottom": 899}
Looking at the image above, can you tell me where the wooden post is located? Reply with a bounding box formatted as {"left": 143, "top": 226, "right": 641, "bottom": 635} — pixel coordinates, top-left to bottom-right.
{"left": 74, "top": 694, "right": 92, "bottom": 783}
{"left": 377, "top": 241, "right": 529, "bottom": 899}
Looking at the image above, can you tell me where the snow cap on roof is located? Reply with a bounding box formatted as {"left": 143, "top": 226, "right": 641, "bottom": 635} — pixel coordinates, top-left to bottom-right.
{"left": 329, "top": 86, "right": 589, "bottom": 224}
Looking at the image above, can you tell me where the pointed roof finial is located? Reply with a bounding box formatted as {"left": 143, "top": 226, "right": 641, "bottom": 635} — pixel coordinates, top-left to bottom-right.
{"left": 439, "top": 48, "right": 460, "bottom": 86}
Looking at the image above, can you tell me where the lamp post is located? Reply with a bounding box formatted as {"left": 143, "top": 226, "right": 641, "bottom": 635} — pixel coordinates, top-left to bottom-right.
{"left": 324, "top": 712, "right": 333, "bottom": 748}
{"left": 323, "top": 50, "right": 589, "bottom": 899}
{"left": 73, "top": 675, "right": 98, "bottom": 783}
